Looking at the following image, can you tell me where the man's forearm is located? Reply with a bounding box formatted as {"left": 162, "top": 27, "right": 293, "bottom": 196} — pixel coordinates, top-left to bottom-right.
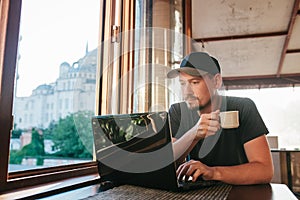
{"left": 172, "top": 129, "right": 199, "bottom": 163}
{"left": 211, "top": 162, "right": 274, "bottom": 185}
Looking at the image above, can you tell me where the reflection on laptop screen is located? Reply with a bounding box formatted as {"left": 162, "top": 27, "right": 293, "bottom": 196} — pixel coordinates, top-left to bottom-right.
{"left": 92, "top": 111, "right": 176, "bottom": 175}
{"left": 92, "top": 111, "right": 169, "bottom": 151}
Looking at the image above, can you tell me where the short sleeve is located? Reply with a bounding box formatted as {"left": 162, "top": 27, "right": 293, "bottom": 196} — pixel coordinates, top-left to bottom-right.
{"left": 238, "top": 98, "right": 269, "bottom": 144}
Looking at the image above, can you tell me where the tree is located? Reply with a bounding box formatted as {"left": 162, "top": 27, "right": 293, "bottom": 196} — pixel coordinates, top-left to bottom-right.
{"left": 43, "top": 120, "right": 56, "bottom": 140}
{"left": 50, "top": 111, "right": 93, "bottom": 159}
{"left": 9, "top": 128, "right": 45, "bottom": 165}
{"left": 11, "top": 123, "right": 22, "bottom": 138}
{"left": 22, "top": 128, "right": 45, "bottom": 165}
{"left": 9, "top": 150, "right": 23, "bottom": 164}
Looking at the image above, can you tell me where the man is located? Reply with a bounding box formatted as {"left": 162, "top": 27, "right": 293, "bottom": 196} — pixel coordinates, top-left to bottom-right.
{"left": 167, "top": 52, "right": 274, "bottom": 185}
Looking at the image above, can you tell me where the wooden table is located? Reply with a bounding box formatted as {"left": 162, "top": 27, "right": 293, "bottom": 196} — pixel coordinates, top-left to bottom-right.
{"left": 227, "top": 183, "right": 297, "bottom": 200}
{"left": 40, "top": 183, "right": 298, "bottom": 200}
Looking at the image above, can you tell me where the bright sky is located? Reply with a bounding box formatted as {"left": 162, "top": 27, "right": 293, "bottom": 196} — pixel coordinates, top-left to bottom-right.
{"left": 16, "top": 0, "right": 100, "bottom": 97}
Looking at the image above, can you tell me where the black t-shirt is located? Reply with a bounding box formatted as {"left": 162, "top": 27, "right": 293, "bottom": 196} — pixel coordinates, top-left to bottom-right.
{"left": 168, "top": 96, "right": 269, "bottom": 166}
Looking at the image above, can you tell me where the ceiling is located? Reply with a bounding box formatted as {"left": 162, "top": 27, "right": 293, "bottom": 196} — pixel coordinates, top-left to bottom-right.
{"left": 191, "top": 0, "right": 300, "bottom": 89}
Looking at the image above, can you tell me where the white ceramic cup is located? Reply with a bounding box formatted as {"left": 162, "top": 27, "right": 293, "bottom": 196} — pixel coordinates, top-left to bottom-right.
{"left": 219, "top": 111, "right": 239, "bottom": 129}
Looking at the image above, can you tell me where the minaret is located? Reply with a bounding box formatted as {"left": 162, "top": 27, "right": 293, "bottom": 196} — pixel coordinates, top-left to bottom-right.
{"left": 14, "top": 35, "right": 22, "bottom": 98}
{"left": 85, "top": 41, "right": 89, "bottom": 55}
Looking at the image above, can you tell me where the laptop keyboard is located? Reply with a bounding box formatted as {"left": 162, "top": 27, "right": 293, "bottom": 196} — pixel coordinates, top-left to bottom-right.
{"left": 178, "top": 176, "right": 220, "bottom": 190}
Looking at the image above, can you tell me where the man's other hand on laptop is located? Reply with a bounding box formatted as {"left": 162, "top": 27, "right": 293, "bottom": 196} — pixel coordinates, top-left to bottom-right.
{"left": 176, "top": 159, "right": 214, "bottom": 182}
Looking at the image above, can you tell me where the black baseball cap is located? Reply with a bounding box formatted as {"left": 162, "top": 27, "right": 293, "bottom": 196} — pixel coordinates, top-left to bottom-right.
{"left": 167, "top": 52, "right": 221, "bottom": 78}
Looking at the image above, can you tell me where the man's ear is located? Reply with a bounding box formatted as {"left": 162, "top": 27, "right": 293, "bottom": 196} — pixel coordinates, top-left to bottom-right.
{"left": 213, "top": 74, "right": 223, "bottom": 89}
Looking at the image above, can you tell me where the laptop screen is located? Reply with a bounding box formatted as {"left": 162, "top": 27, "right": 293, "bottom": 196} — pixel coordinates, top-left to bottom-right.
{"left": 91, "top": 111, "right": 179, "bottom": 190}
{"left": 92, "top": 111, "right": 169, "bottom": 149}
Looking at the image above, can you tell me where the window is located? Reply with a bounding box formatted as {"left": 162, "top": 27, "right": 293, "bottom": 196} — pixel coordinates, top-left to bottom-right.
{"left": 226, "top": 87, "right": 300, "bottom": 149}
{"left": 0, "top": 0, "right": 185, "bottom": 193}
{"left": 99, "top": 0, "right": 184, "bottom": 115}
{"left": 9, "top": 0, "right": 101, "bottom": 171}
{"left": 0, "top": 0, "right": 101, "bottom": 192}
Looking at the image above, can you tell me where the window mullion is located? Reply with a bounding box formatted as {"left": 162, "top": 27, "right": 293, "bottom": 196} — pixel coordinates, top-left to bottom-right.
{"left": 0, "top": 0, "right": 22, "bottom": 188}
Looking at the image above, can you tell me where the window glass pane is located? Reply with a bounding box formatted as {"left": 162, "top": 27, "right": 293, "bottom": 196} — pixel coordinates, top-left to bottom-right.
{"left": 226, "top": 87, "right": 300, "bottom": 149}
{"left": 10, "top": 0, "right": 100, "bottom": 172}
{"left": 132, "top": 0, "right": 184, "bottom": 113}
{"left": 99, "top": 0, "right": 184, "bottom": 115}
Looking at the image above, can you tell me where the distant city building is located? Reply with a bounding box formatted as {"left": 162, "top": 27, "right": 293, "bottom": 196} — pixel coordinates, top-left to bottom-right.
{"left": 13, "top": 49, "right": 97, "bottom": 130}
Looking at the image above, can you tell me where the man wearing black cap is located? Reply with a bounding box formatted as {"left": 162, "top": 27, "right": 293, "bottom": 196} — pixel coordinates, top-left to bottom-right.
{"left": 167, "top": 52, "right": 274, "bottom": 185}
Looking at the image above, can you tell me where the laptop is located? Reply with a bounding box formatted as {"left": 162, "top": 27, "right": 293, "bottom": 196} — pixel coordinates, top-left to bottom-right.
{"left": 91, "top": 111, "right": 219, "bottom": 192}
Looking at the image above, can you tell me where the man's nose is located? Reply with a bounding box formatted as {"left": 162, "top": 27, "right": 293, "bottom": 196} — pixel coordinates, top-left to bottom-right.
{"left": 182, "top": 83, "right": 193, "bottom": 94}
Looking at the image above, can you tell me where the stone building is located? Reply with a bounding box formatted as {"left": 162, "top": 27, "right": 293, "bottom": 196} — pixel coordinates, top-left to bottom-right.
{"left": 13, "top": 49, "right": 97, "bottom": 130}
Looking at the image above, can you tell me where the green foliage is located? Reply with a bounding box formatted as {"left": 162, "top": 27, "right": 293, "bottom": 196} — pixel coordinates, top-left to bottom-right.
{"left": 11, "top": 129, "right": 22, "bottom": 138}
{"left": 9, "top": 128, "right": 45, "bottom": 165}
{"left": 11, "top": 123, "right": 22, "bottom": 138}
{"left": 51, "top": 111, "right": 93, "bottom": 159}
{"left": 43, "top": 120, "right": 56, "bottom": 140}
{"left": 9, "top": 150, "right": 24, "bottom": 164}
{"left": 9, "top": 111, "right": 93, "bottom": 166}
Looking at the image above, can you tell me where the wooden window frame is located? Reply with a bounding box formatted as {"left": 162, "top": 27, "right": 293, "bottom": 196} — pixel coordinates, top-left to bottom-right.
{"left": 0, "top": 0, "right": 101, "bottom": 194}
{"left": 0, "top": 0, "right": 137, "bottom": 195}
{"left": 0, "top": 0, "right": 185, "bottom": 196}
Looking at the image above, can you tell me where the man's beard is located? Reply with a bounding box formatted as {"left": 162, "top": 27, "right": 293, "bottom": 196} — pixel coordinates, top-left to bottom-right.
{"left": 187, "top": 99, "right": 212, "bottom": 112}
{"left": 184, "top": 96, "right": 212, "bottom": 112}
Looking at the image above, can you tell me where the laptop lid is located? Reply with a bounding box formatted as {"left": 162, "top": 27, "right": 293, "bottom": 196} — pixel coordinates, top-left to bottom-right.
{"left": 91, "top": 111, "right": 179, "bottom": 191}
